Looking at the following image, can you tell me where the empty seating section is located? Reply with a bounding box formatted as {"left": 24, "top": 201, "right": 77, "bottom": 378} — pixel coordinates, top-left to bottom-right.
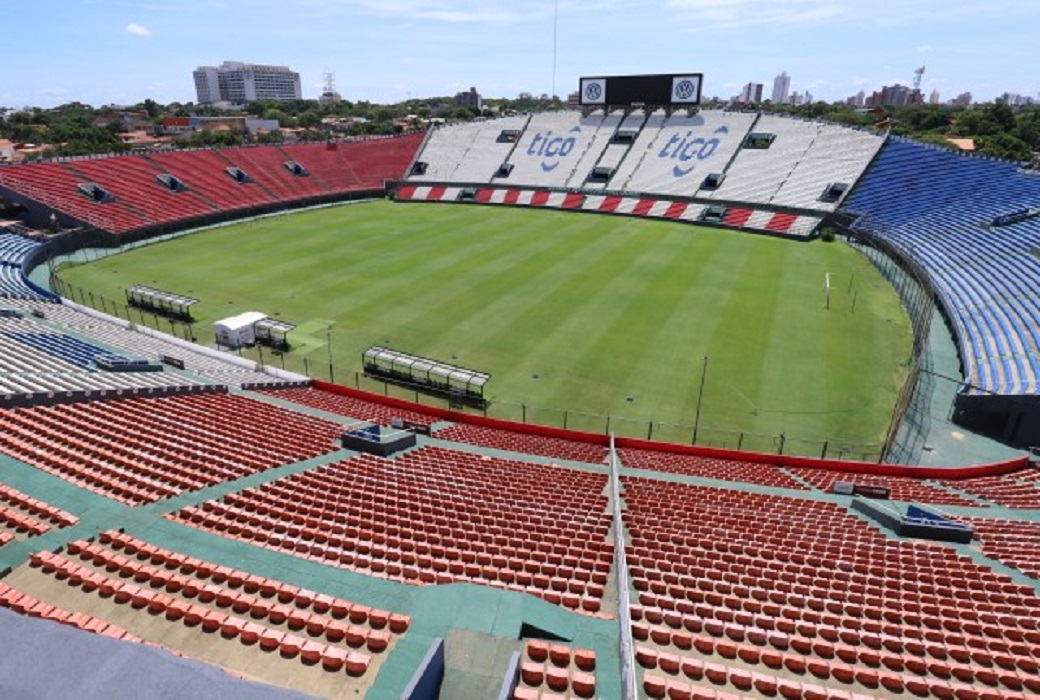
{"left": 0, "top": 580, "right": 137, "bottom": 641}
{"left": 281, "top": 133, "right": 425, "bottom": 193}
{"left": 64, "top": 156, "right": 216, "bottom": 225}
{"left": 257, "top": 386, "right": 436, "bottom": 425}
{"left": 503, "top": 112, "right": 606, "bottom": 189}
{"left": 15, "top": 301, "right": 279, "bottom": 387}
{"left": 0, "top": 482, "right": 78, "bottom": 545}
{"left": 788, "top": 467, "right": 975, "bottom": 505}
{"left": 0, "top": 315, "right": 204, "bottom": 394}
{"left": 170, "top": 446, "right": 613, "bottom": 614}
{"left": 4, "top": 331, "right": 130, "bottom": 370}
{"left": 515, "top": 639, "right": 597, "bottom": 699}
{"left": 147, "top": 150, "right": 275, "bottom": 211}
{"left": 0, "top": 393, "right": 341, "bottom": 505}
{"left": 623, "top": 476, "right": 1040, "bottom": 699}
{"left": 709, "top": 117, "right": 819, "bottom": 204}
{"left": 218, "top": 146, "right": 329, "bottom": 200}
{"left": 450, "top": 115, "right": 530, "bottom": 183}
{"left": 939, "top": 470, "right": 1040, "bottom": 509}
{"left": 622, "top": 111, "right": 758, "bottom": 197}
{"left": 966, "top": 519, "right": 1040, "bottom": 580}
{"left": 562, "top": 112, "right": 615, "bottom": 189}
{"left": 0, "top": 162, "right": 148, "bottom": 232}
{"left": 845, "top": 137, "right": 1040, "bottom": 396}
{"left": 585, "top": 113, "right": 647, "bottom": 190}
{"left": 772, "top": 125, "right": 884, "bottom": 210}
{"left": 0, "top": 231, "right": 51, "bottom": 300}
{"left": 20, "top": 531, "right": 407, "bottom": 681}
{"left": 617, "top": 448, "right": 807, "bottom": 490}
{"left": 603, "top": 110, "right": 669, "bottom": 191}
{"left": 409, "top": 122, "right": 484, "bottom": 182}
{"left": 0, "top": 135, "right": 424, "bottom": 235}
{"left": 432, "top": 423, "right": 607, "bottom": 464}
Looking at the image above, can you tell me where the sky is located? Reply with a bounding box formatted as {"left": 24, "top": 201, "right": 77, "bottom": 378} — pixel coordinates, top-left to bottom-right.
{"left": 1, "top": 0, "right": 1037, "bottom": 109}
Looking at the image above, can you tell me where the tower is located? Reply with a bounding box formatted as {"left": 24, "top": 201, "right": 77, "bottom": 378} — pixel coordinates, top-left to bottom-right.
{"left": 771, "top": 72, "right": 791, "bottom": 105}
{"left": 319, "top": 71, "right": 343, "bottom": 106}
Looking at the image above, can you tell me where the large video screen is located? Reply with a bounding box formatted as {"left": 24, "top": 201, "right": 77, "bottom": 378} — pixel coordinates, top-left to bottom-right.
{"left": 579, "top": 73, "right": 703, "bottom": 107}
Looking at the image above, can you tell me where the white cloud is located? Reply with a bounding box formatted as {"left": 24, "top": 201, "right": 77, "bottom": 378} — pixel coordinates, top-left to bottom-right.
{"left": 126, "top": 23, "right": 152, "bottom": 37}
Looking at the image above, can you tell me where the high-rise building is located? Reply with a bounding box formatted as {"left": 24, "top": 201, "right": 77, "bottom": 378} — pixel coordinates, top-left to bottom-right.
{"left": 929, "top": 89, "right": 941, "bottom": 105}
{"left": 771, "top": 72, "right": 790, "bottom": 104}
{"left": 193, "top": 61, "right": 302, "bottom": 105}
{"left": 454, "top": 87, "right": 483, "bottom": 112}
{"left": 740, "top": 82, "right": 764, "bottom": 104}
{"left": 866, "top": 84, "right": 918, "bottom": 107}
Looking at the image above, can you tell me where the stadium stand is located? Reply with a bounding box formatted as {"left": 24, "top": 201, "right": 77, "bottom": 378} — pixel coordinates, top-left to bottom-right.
{"left": 708, "top": 116, "right": 820, "bottom": 204}
{"left": 0, "top": 231, "right": 56, "bottom": 301}
{"left": 617, "top": 110, "right": 758, "bottom": 197}
{"left": 258, "top": 386, "right": 437, "bottom": 426}
{"left": 13, "top": 533, "right": 406, "bottom": 687}
{"left": 0, "top": 162, "right": 149, "bottom": 233}
{"left": 563, "top": 111, "right": 616, "bottom": 189}
{"left": 617, "top": 447, "right": 808, "bottom": 490}
{"left": 3, "top": 115, "right": 1040, "bottom": 699}
{"left": 587, "top": 113, "right": 649, "bottom": 189}
{"left": 940, "top": 469, "right": 1040, "bottom": 509}
{"left": 788, "top": 466, "right": 977, "bottom": 506}
{"left": 281, "top": 134, "right": 425, "bottom": 193}
{"left": 624, "top": 476, "right": 1040, "bottom": 699}
{"left": 147, "top": 150, "right": 277, "bottom": 211}
{"left": 501, "top": 112, "right": 612, "bottom": 189}
{"left": 218, "top": 146, "right": 331, "bottom": 201}
{"left": 407, "top": 121, "right": 484, "bottom": 182}
{"left": 62, "top": 156, "right": 218, "bottom": 226}
{"left": 845, "top": 137, "right": 1040, "bottom": 398}
{"left": 515, "top": 639, "right": 598, "bottom": 699}
{"left": 0, "top": 392, "right": 342, "bottom": 505}
{"left": 433, "top": 423, "right": 608, "bottom": 464}
{"left": 451, "top": 115, "right": 531, "bottom": 184}
{"left": 170, "top": 446, "right": 614, "bottom": 615}
{"left": 771, "top": 123, "right": 884, "bottom": 210}
{"left": 966, "top": 518, "right": 1040, "bottom": 580}
{"left": 0, "top": 299, "right": 295, "bottom": 388}
{"left": 0, "top": 482, "right": 78, "bottom": 544}
{"left": 0, "top": 135, "right": 423, "bottom": 237}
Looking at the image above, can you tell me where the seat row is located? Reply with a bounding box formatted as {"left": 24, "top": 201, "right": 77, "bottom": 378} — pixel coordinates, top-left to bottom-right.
{"left": 617, "top": 447, "right": 807, "bottom": 490}
{"left": 515, "top": 639, "right": 598, "bottom": 699}
{"left": 433, "top": 423, "right": 609, "bottom": 465}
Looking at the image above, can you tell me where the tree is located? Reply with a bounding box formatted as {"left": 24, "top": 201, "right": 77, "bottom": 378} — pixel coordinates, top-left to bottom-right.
{"left": 975, "top": 132, "right": 1031, "bottom": 162}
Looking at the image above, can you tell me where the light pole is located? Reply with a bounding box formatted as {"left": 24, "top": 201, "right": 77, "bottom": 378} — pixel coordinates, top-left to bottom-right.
{"left": 692, "top": 355, "right": 709, "bottom": 445}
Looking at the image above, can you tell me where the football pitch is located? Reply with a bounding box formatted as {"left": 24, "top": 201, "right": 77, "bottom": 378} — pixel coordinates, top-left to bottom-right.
{"left": 59, "top": 201, "right": 912, "bottom": 453}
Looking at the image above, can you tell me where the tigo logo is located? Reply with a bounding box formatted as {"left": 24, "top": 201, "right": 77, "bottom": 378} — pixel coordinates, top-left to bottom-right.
{"left": 528, "top": 127, "right": 582, "bottom": 172}
{"left": 658, "top": 125, "right": 729, "bottom": 177}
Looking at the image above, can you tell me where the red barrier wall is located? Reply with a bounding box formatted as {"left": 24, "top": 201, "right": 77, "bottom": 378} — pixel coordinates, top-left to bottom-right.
{"left": 310, "top": 381, "right": 1030, "bottom": 479}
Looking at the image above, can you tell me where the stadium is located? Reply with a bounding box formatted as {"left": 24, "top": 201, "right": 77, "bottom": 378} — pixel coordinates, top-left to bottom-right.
{"left": 0, "top": 71, "right": 1038, "bottom": 700}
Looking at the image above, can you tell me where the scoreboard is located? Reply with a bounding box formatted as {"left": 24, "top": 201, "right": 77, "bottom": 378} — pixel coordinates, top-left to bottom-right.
{"left": 579, "top": 73, "right": 703, "bottom": 107}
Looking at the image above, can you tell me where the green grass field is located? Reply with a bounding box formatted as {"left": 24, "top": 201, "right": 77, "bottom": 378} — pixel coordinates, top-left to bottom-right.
{"left": 59, "top": 201, "right": 911, "bottom": 454}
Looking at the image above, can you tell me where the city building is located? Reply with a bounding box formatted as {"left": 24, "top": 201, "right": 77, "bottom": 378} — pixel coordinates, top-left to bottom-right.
{"left": 739, "top": 82, "right": 764, "bottom": 104}
{"left": 951, "top": 92, "right": 973, "bottom": 106}
{"left": 193, "top": 61, "right": 302, "bottom": 105}
{"left": 866, "top": 84, "right": 922, "bottom": 108}
{"left": 771, "top": 72, "right": 790, "bottom": 105}
{"left": 454, "top": 87, "right": 483, "bottom": 112}
{"left": 845, "top": 90, "right": 866, "bottom": 108}
{"left": 930, "top": 89, "right": 941, "bottom": 105}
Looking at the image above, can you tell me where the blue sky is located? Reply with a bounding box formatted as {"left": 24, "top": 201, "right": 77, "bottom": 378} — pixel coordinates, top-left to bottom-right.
{"left": 2, "top": 0, "right": 1037, "bottom": 108}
